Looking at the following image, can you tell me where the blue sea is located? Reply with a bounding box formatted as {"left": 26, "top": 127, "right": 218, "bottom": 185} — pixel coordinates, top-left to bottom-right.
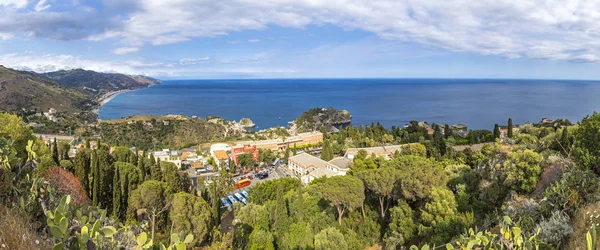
{"left": 98, "top": 79, "right": 600, "bottom": 130}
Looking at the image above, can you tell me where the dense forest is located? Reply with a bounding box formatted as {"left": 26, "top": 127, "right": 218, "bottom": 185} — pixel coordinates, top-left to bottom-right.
{"left": 2, "top": 111, "right": 600, "bottom": 249}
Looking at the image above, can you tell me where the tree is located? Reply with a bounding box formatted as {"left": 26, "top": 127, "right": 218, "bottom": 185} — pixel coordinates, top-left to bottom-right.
{"left": 0, "top": 113, "right": 33, "bottom": 159}
{"left": 129, "top": 180, "right": 170, "bottom": 243}
{"left": 112, "top": 162, "right": 142, "bottom": 220}
{"left": 321, "top": 139, "right": 334, "bottom": 161}
{"left": 444, "top": 124, "right": 452, "bottom": 139}
{"left": 163, "top": 162, "right": 184, "bottom": 194}
{"left": 96, "top": 149, "right": 115, "bottom": 209}
{"left": 112, "top": 166, "right": 121, "bottom": 218}
{"left": 52, "top": 138, "right": 59, "bottom": 164}
{"left": 248, "top": 227, "right": 275, "bottom": 250}
{"left": 386, "top": 200, "right": 416, "bottom": 246}
{"left": 58, "top": 141, "right": 70, "bottom": 161}
{"left": 91, "top": 150, "right": 100, "bottom": 206}
{"left": 314, "top": 227, "right": 348, "bottom": 250}
{"left": 73, "top": 148, "right": 92, "bottom": 196}
{"left": 284, "top": 146, "right": 290, "bottom": 163}
{"left": 508, "top": 118, "right": 514, "bottom": 138}
{"left": 420, "top": 187, "right": 458, "bottom": 226}
{"left": 319, "top": 175, "right": 365, "bottom": 225}
{"left": 170, "top": 192, "right": 212, "bottom": 245}
{"left": 237, "top": 153, "right": 256, "bottom": 170}
{"left": 493, "top": 124, "right": 500, "bottom": 139}
{"left": 573, "top": 113, "right": 600, "bottom": 175}
{"left": 112, "top": 146, "right": 134, "bottom": 163}
{"left": 503, "top": 149, "right": 542, "bottom": 193}
{"left": 150, "top": 158, "right": 162, "bottom": 180}
{"left": 357, "top": 167, "right": 399, "bottom": 218}
{"left": 433, "top": 125, "right": 446, "bottom": 156}
{"left": 59, "top": 159, "right": 74, "bottom": 172}
{"left": 85, "top": 139, "right": 90, "bottom": 149}
{"left": 399, "top": 143, "right": 426, "bottom": 157}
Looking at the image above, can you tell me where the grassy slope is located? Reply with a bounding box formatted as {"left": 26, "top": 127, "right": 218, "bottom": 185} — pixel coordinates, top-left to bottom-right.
{"left": 0, "top": 66, "right": 93, "bottom": 113}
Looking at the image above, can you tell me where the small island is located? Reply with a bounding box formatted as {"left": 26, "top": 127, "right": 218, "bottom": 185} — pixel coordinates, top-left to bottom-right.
{"left": 294, "top": 107, "right": 352, "bottom": 132}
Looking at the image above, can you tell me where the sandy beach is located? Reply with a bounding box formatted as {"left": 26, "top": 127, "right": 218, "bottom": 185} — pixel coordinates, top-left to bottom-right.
{"left": 93, "top": 89, "right": 133, "bottom": 113}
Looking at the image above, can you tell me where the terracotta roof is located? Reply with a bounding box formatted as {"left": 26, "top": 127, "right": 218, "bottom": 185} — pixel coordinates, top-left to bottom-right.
{"left": 214, "top": 150, "right": 229, "bottom": 160}
{"left": 181, "top": 152, "right": 190, "bottom": 161}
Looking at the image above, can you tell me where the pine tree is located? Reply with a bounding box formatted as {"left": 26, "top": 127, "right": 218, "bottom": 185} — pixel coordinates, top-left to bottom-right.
{"left": 91, "top": 150, "right": 100, "bottom": 206}
{"left": 493, "top": 124, "right": 500, "bottom": 139}
{"left": 52, "top": 138, "right": 59, "bottom": 164}
{"left": 508, "top": 118, "right": 514, "bottom": 138}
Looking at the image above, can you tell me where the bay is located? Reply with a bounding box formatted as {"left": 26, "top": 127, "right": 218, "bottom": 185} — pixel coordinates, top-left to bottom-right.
{"left": 98, "top": 78, "right": 600, "bottom": 130}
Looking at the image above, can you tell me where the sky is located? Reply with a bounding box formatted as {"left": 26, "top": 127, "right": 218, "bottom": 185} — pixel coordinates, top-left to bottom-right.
{"left": 1, "top": 0, "right": 600, "bottom": 79}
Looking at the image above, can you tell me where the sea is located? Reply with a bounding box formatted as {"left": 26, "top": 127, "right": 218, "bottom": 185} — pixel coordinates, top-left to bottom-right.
{"left": 98, "top": 79, "right": 600, "bottom": 130}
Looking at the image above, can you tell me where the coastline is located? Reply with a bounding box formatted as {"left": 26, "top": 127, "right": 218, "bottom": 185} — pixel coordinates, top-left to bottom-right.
{"left": 93, "top": 89, "right": 133, "bottom": 113}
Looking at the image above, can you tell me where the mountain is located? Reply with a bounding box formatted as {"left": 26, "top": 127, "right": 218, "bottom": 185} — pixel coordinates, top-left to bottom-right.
{"left": 0, "top": 66, "right": 94, "bottom": 113}
{"left": 40, "top": 69, "right": 161, "bottom": 96}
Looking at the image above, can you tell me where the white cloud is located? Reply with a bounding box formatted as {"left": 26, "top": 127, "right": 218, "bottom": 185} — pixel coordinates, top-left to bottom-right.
{"left": 0, "top": 0, "right": 30, "bottom": 8}
{"left": 3, "top": 0, "right": 600, "bottom": 64}
{"left": 91, "top": 0, "right": 600, "bottom": 63}
{"left": 0, "top": 52, "right": 294, "bottom": 78}
{"left": 248, "top": 39, "right": 261, "bottom": 43}
{"left": 179, "top": 57, "right": 210, "bottom": 65}
{"left": 34, "top": 0, "right": 50, "bottom": 12}
{"left": 112, "top": 47, "right": 139, "bottom": 55}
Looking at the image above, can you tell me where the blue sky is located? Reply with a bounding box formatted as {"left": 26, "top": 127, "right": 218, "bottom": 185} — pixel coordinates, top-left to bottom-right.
{"left": 1, "top": 0, "right": 600, "bottom": 79}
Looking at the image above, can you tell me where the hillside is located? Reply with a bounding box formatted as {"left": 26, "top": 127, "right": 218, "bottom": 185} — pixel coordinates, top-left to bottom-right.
{"left": 0, "top": 66, "right": 94, "bottom": 113}
{"left": 40, "top": 69, "right": 161, "bottom": 96}
{"left": 295, "top": 107, "right": 352, "bottom": 132}
{"left": 95, "top": 115, "right": 241, "bottom": 149}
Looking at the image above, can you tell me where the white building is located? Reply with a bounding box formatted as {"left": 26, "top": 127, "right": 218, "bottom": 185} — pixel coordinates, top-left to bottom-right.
{"left": 288, "top": 153, "right": 350, "bottom": 185}
{"left": 152, "top": 149, "right": 182, "bottom": 168}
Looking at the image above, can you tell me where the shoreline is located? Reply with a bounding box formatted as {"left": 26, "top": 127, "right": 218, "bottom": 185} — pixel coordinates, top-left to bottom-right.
{"left": 93, "top": 89, "right": 134, "bottom": 113}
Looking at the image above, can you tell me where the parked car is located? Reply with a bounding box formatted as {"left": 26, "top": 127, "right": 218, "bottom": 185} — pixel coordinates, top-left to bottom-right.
{"left": 220, "top": 198, "right": 232, "bottom": 210}
{"left": 257, "top": 172, "right": 269, "bottom": 179}
{"left": 241, "top": 191, "right": 249, "bottom": 198}
{"left": 234, "top": 193, "right": 247, "bottom": 205}
{"left": 227, "top": 195, "right": 238, "bottom": 204}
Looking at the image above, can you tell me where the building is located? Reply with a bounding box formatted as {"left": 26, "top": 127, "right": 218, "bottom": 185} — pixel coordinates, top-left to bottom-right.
{"left": 288, "top": 153, "right": 349, "bottom": 185}
{"left": 344, "top": 144, "right": 407, "bottom": 160}
{"left": 235, "top": 139, "right": 280, "bottom": 151}
{"left": 230, "top": 145, "right": 259, "bottom": 165}
{"left": 151, "top": 149, "right": 182, "bottom": 168}
{"left": 213, "top": 150, "right": 229, "bottom": 162}
{"left": 234, "top": 131, "right": 324, "bottom": 152}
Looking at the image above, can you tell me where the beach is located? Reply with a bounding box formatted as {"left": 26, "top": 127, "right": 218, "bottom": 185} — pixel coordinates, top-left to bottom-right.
{"left": 93, "top": 89, "right": 133, "bottom": 113}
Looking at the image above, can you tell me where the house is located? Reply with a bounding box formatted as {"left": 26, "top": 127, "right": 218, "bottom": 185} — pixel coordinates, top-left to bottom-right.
{"left": 233, "top": 131, "right": 324, "bottom": 152}
{"left": 230, "top": 145, "right": 259, "bottom": 165}
{"left": 48, "top": 108, "right": 57, "bottom": 115}
{"left": 541, "top": 118, "right": 554, "bottom": 124}
{"left": 288, "top": 153, "right": 350, "bottom": 185}
{"left": 151, "top": 149, "right": 182, "bottom": 168}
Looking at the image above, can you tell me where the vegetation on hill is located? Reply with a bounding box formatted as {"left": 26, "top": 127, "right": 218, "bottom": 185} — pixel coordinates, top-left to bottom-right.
{"left": 94, "top": 115, "right": 241, "bottom": 149}
{"left": 4, "top": 110, "right": 600, "bottom": 249}
{"left": 39, "top": 68, "right": 161, "bottom": 96}
{"left": 0, "top": 65, "right": 94, "bottom": 113}
{"left": 295, "top": 107, "right": 352, "bottom": 132}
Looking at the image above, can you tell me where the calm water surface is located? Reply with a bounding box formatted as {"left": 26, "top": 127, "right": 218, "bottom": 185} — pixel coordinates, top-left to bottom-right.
{"left": 98, "top": 79, "right": 600, "bottom": 130}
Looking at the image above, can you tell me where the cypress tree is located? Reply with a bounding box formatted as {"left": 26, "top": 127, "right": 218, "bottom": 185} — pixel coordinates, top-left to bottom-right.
{"left": 433, "top": 125, "right": 446, "bottom": 156}
{"left": 74, "top": 149, "right": 91, "bottom": 196}
{"left": 151, "top": 158, "right": 162, "bottom": 181}
{"left": 112, "top": 166, "right": 121, "bottom": 218}
{"left": 444, "top": 124, "right": 452, "bottom": 139}
{"left": 85, "top": 139, "right": 90, "bottom": 149}
{"left": 493, "top": 124, "right": 500, "bottom": 139}
{"left": 91, "top": 150, "right": 100, "bottom": 206}
{"left": 508, "top": 118, "right": 514, "bottom": 138}
{"left": 52, "top": 138, "right": 59, "bottom": 164}
{"left": 297, "top": 180, "right": 304, "bottom": 222}
{"left": 138, "top": 153, "right": 146, "bottom": 180}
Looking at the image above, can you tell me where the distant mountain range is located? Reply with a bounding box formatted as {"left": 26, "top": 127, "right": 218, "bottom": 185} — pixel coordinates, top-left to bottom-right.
{"left": 0, "top": 65, "right": 161, "bottom": 113}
